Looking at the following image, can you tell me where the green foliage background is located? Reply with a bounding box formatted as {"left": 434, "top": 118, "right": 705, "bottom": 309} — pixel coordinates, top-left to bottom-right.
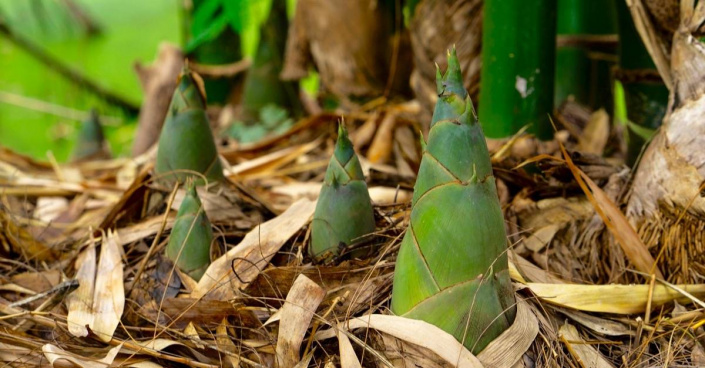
{"left": 0, "top": 0, "right": 287, "bottom": 161}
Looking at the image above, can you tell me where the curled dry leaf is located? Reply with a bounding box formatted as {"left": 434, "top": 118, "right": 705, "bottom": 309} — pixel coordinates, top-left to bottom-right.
{"left": 317, "top": 314, "right": 484, "bottom": 368}
{"left": 316, "top": 300, "right": 537, "bottom": 368}
{"left": 43, "top": 343, "right": 122, "bottom": 368}
{"left": 0, "top": 209, "right": 57, "bottom": 262}
{"left": 191, "top": 198, "right": 316, "bottom": 300}
{"left": 276, "top": 274, "right": 326, "bottom": 368}
{"left": 476, "top": 300, "right": 539, "bottom": 368}
{"left": 137, "top": 298, "right": 260, "bottom": 330}
{"left": 66, "top": 230, "right": 124, "bottom": 342}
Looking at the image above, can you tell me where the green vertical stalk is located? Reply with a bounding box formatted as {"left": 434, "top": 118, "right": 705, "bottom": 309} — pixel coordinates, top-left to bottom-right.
{"left": 615, "top": 1, "right": 668, "bottom": 166}
{"left": 187, "top": 0, "right": 243, "bottom": 105}
{"left": 241, "top": 0, "right": 302, "bottom": 120}
{"left": 555, "top": 0, "right": 617, "bottom": 110}
{"left": 479, "top": 0, "right": 557, "bottom": 140}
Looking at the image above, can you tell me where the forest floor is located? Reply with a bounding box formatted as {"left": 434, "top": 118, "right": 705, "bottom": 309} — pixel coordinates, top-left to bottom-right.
{"left": 0, "top": 99, "right": 703, "bottom": 368}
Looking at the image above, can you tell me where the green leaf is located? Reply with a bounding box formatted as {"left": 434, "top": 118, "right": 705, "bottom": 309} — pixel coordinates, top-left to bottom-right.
{"left": 627, "top": 120, "right": 657, "bottom": 142}
{"left": 185, "top": 12, "right": 229, "bottom": 52}
{"left": 191, "top": 0, "right": 223, "bottom": 34}
{"left": 259, "top": 104, "right": 289, "bottom": 128}
{"left": 222, "top": 0, "right": 248, "bottom": 33}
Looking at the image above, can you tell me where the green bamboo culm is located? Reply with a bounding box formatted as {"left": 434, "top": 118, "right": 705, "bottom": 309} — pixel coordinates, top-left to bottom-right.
{"left": 241, "top": 0, "right": 302, "bottom": 120}
{"left": 154, "top": 66, "right": 224, "bottom": 185}
{"left": 479, "top": 0, "right": 557, "bottom": 140}
{"left": 615, "top": 0, "right": 668, "bottom": 166}
{"left": 554, "top": 0, "right": 616, "bottom": 110}
{"left": 391, "top": 49, "right": 516, "bottom": 354}
{"left": 71, "top": 109, "right": 109, "bottom": 161}
{"left": 309, "top": 123, "right": 376, "bottom": 260}
{"left": 186, "top": 0, "right": 243, "bottom": 104}
{"left": 165, "top": 183, "right": 213, "bottom": 281}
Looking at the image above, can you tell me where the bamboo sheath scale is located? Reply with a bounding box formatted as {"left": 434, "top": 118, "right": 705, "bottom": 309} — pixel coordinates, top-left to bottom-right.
{"left": 391, "top": 49, "right": 516, "bottom": 354}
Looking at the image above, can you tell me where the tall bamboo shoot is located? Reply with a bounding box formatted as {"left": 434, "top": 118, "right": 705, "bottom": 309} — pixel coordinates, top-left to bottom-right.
{"left": 392, "top": 49, "right": 515, "bottom": 354}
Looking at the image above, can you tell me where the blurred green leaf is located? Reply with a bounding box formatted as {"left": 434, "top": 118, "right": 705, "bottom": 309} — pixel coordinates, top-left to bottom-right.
{"left": 226, "top": 104, "right": 292, "bottom": 143}
{"left": 191, "top": 0, "right": 222, "bottom": 32}
{"left": 185, "top": 12, "right": 228, "bottom": 52}
{"left": 222, "top": 0, "right": 248, "bottom": 33}
{"left": 627, "top": 120, "right": 657, "bottom": 142}
{"left": 260, "top": 104, "right": 288, "bottom": 128}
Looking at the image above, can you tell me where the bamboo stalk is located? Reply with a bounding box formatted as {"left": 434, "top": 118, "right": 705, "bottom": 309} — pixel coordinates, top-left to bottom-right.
{"left": 554, "top": 0, "right": 617, "bottom": 110}
{"left": 478, "top": 0, "right": 557, "bottom": 140}
{"left": 185, "top": 0, "right": 243, "bottom": 104}
{"left": 241, "top": 0, "right": 302, "bottom": 121}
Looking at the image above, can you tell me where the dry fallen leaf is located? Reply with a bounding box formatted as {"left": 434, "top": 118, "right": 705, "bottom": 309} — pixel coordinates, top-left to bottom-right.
{"left": 561, "top": 140, "right": 663, "bottom": 279}
{"left": 577, "top": 109, "right": 609, "bottom": 155}
{"left": 66, "top": 230, "right": 124, "bottom": 342}
{"left": 270, "top": 182, "right": 411, "bottom": 205}
{"left": 477, "top": 300, "right": 539, "bottom": 368}
{"left": 43, "top": 343, "right": 122, "bottom": 368}
{"left": 192, "top": 198, "right": 316, "bottom": 300}
{"left": 559, "top": 322, "right": 615, "bottom": 368}
{"left": 316, "top": 301, "right": 537, "bottom": 368}
{"left": 317, "top": 316, "right": 484, "bottom": 368}
{"left": 337, "top": 328, "right": 362, "bottom": 368}
{"left": 276, "top": 274, "right": 326, "bottom": 368}
{"left": 367, "top": 111, "right": 397, "bottom": 164}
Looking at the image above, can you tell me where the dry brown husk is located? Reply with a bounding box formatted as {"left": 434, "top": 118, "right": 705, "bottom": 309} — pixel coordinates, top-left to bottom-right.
{"left": 409, "top": 0, "right": 483, "bottom": 124}
{"left": 626, "top": 1, "right": 705, "bottom": 284}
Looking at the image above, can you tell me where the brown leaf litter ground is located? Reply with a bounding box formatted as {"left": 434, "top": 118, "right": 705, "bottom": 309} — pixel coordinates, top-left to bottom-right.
{"left": 1, "top": 101, "right": 705, "bottom": 367}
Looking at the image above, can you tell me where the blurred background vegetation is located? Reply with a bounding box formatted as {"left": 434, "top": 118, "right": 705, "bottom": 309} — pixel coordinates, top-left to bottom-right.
{"left": 0, "top": 0, "right": 287, "bottom": 161}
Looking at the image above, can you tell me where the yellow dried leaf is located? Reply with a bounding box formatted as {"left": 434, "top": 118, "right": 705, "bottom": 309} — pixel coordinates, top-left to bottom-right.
{"left": 527, "top": 282, "right": 705, "bottom": 314}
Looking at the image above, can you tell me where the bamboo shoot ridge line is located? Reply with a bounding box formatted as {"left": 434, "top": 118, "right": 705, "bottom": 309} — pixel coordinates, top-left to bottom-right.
{"left": 392, "top": 48, "right": 516, "bottom": 355}
{"left": 309, "top": 123, "right": 375, "bottom": 259}
{"left": 154, "top": 67, "right": 223, "bottom": 185}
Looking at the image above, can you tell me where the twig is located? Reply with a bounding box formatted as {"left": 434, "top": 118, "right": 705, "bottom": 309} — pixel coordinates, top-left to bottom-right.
{"left": 59, "top": 0, "right": 102, "bottom": 36}
{"left": 189, "top": 59, "right": 252, "bottom": 79}
{"left": 0, "top": 21, "right": 139, "bottom": 114}
{"left": 556, "top": 34, "right": 618, "bottom": 49}
{"left": 0, "top": 90, "right": 122, "bottom": 125}
{"left": 8, "top": 279, "right": 79, "bottom": 308}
